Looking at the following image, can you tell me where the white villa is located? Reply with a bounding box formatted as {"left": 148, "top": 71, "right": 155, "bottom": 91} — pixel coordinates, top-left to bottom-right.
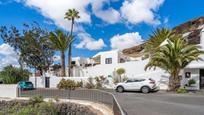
{"left": 30, "top": 16, "right": 204, "bottom": 90}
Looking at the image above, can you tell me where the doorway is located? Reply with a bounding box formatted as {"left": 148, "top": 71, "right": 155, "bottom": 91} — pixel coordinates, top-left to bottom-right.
{"left": 199, "top": 69, "right": 204, "bottom": 89}
{"left": 45, "top": 77, "right": 50, "bottom": 88}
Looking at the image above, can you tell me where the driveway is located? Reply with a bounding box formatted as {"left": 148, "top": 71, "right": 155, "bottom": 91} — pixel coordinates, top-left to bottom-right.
{"left": 113, "top": 91, "right": 204, "bottom": 115}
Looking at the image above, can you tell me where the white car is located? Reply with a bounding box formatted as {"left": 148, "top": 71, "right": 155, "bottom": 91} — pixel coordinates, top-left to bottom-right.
{"left": 115, "top": 78, "right": 159, "bottom": 93}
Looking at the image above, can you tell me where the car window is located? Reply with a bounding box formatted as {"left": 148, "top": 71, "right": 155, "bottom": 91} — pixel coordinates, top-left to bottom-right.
{"left": 138, "top": 79, "right": 145, "bottom": 82}
{"left": 126, "top": 80, "right": 134, "bottom": 83}
{"left": 133, "top": 79, "right": 145, "bottom": 82}
{"left": 25, "top": 82, "right": 33, "bottom": 85}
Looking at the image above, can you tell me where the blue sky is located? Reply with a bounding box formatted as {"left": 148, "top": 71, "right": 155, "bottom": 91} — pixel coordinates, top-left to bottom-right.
{"left": 0, "top": 0, "right": 204, "bottom": 67}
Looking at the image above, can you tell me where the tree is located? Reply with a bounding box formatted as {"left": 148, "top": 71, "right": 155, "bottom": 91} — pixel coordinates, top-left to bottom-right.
{"left": 145, "top": 38, "right": 204, "bottom": 91}
{"left": 0, "top": 23, "right": 55, "bottom": 74}
{"left": 144, "top": 28, "right": 179, "bottom": 56}
{"left": 64, "top": 9, "right": 80, "bottom": 77}
{"left": 116, "top": 68, "right": 126, "bottom": 82}
{"left": 0, "top": 65, "right": 30, "bottom": 84}
{"left": 49, "top": 30, "right": 70, "bottom": 77}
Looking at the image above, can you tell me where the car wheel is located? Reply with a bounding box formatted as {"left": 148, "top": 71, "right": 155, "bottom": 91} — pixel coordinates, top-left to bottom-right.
{"left": 141, "top": 86, "right": 150, "bottom": 93}
{"left": 117, "top": 86, "right": 124, "bottom": 93}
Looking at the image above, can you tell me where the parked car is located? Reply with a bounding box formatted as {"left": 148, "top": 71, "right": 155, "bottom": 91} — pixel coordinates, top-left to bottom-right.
{"left": 18, "top": 81, "right": 34, "bottom": 90}
{"left": 115, "top": 78, "right": 159, "bottom": 93}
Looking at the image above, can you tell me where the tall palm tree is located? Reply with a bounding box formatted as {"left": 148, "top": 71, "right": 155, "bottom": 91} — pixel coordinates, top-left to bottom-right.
{"left": 145, "top": 38, "right": 204, "bottom": 91}
{"left": 49, "top": 30, "right": 69, "bottom": 77}
{"left": 64, "top": 8, "right": 80, "bottom": 77}
{"left": 144, "top": 28, "right": 179, "bottom": 56}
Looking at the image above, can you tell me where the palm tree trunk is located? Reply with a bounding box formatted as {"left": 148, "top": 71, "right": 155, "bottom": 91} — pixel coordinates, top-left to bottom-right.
{"left": 169, "top": 70, "right": 180, "bottom": 91}
{"left": 61, "top": 51, "right": 65, "bottom": 77}
{"left": 68, "top": 18, "right": 74, "bottom": 77}
{"left": 68, "top": 46, "right": 72, "bottom": 77}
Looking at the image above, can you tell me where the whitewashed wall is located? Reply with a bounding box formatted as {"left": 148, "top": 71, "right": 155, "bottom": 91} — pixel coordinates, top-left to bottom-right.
{"left": 100, "top": 50, "right": 119, "bottom": 65}
{"left": 0, "top": 85, "right": 17, "bottom": 98}
{"left": 29, "top": 77, "right": 45, "bottom": 88}
{"left": 49, "top": 77, "right": 88, "bottom": 88}
{"left": 29, "top": 76, "right": 89, "bottom": 88}
{"left": 181, "top": 68, "right": 200, "bottom": 90}
{"left": 77, "top": 59, "right": 170, "bottom": 90}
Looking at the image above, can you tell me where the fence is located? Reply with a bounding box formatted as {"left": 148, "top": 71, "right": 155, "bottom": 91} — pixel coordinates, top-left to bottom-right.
{"left": 17, "top": 88, "right": 125, "bottom": 115}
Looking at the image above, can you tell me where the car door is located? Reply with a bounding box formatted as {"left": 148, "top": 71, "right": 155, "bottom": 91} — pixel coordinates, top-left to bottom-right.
{"left": 131, "top": 79, "right": 141, "bottom": 91}
{"left": 123, "top": 79, "right": 135, "bottom": 90}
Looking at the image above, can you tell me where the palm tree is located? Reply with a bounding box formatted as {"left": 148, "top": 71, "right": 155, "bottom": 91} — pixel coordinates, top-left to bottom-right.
{"left": 144, "top": 28, "right": 179, "bottom": 56}
{"left": 49, "top": 30, "right": 69, "bottom": 77}
{"left": 116, "top": 68, "right": 126, "bottom": 82}
{"left": 64, "top": 8, "right": 80, "bottom": 77}
{"left": 145, "top": 38, "right": 204, "bottom": 91}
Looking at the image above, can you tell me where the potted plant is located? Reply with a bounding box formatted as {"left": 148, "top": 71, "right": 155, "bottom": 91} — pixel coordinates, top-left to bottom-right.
{"left": 188, "top": 79, "right": 196, "bottom": 87}
{"left": 185, "top": 79, "right": 197, "bottom": 91}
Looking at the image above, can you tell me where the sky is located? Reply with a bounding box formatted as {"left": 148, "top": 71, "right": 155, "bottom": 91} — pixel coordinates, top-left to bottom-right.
{"left": 0, "top": 0, "right": 204, "bottom": 69}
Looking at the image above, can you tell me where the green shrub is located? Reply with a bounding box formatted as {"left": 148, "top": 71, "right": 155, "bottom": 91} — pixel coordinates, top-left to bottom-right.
{"left": 15, "top": 102, "right": 57, "bottom": 115}
{"left": 29, "top": 95, "right": 44, "bottom": 104}
{"left": 0, "top": 65, "right": 30, "bottom": 84}
{"left": 188, "top": 79, "right": 196, "bottom": 86}
{"left": 16, "top": 105, "right": 36, "bottom": 115}
{"left": 36, "top": 101, "right": 57, "bottom": 115}
{"left": 176, "top": 88, "right": 188, "bottom": 93}
{"left": 57, "top": 79, "right": 76, "bottom": 90}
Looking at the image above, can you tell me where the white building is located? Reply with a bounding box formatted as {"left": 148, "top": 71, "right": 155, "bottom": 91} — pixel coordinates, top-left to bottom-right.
{"left": 70, "top": 17, "right": 204, "bottom": 90}
{"left": 30, "top": 16, "right": 204, "bottom": 90}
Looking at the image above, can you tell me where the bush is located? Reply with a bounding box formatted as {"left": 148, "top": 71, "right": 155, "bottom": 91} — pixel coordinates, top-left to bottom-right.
{"left": 0, "top": 65, "right": 30, "bottom": 84}
{"left": 95, "top": 76, "right": 106, "bottom": 89}
{"left": 36, "top": 101, "right": 57, "bottom": 115}
{"left": 76, "top": 80, "right": 83, "bottom": 88}
{"left": 85, "top": 77, "right": 95, "bottom": 89}
{"left": 176, "top": 88, "right": 188, "bottom": 93}
{"left": 0, "top": 100, "right": 96, "bottom": 115}
{"left": 57, "top": 79, "right": 76, "bottom": 90}
{"left": 29, "top": 95, "right": 44, "bottom": 104}
{"left": 188, "top": 79, "right": 196, "bottom": 86}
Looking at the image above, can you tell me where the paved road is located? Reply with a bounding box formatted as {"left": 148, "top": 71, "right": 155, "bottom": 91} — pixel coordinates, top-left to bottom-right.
{"left": 113, "top": 91, "right": 204, "bottom": 115}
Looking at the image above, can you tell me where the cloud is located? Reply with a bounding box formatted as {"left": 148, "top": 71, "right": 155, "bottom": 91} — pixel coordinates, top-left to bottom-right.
{"left": 18, "top": 0, "right": 91, "bottom": 31}
{"left": 120, "top": 0, "right": 164, "bottom": 25}
{"left": 52, "top": 55, "right": 60, "bottom": 62}
{"left": 75, "top": 33, "right": 106, "bottom": 50}
{"left": 0, "top": 44, "right": 19, "bottom": 70}
{"left": 16, "top": 0, "right": 165, "bottom": 29}
{"left": 14, "top": 0, "right": 165, "bottom": 52}
{"left": 164, "top": 17, "right": 168, "bottom": 24}
{"left": 110, "top": 32, "right": 144, "bottom": 50}
{"left": 91, "top": 0, "right": 120, "bottom": 24}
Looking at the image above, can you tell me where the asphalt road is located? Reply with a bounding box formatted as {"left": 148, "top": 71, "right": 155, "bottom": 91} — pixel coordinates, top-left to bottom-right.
{"left": 19, "top": 89, "right": 204, "bottom": 115}
{"left": 113, "top": 91, "right": 204, "bottom": 115}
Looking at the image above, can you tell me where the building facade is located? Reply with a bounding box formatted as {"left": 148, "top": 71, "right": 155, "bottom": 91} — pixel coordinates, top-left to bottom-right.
{"left": 30, "top": 16, "right": 204, "bottom": 90}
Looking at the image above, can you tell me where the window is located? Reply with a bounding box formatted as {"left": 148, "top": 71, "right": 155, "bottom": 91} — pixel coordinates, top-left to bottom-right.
{"left": 105, "top": 58, "right": 112, "bottom": 64}
{"left": 185, "top": 72, "right": 191, "bottom": 78}
{"left": 137, "top": 79, "right": 145, "bottom": 82}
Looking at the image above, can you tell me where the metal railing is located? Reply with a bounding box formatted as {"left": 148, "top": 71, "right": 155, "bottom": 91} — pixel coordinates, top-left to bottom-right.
{"left": 17, "top": 88, "right": 125, "bottom": 115}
